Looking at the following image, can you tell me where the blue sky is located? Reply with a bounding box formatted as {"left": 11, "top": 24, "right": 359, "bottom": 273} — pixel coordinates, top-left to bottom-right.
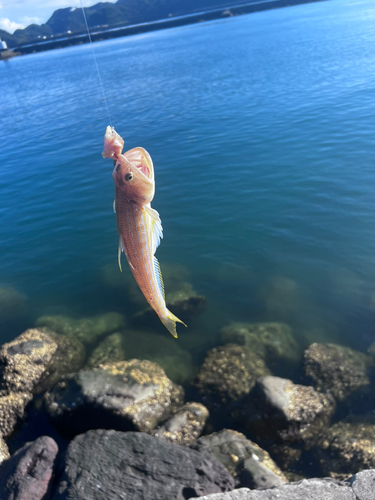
{"left": 0, "top": 0, "right": 115, "bottom": 33}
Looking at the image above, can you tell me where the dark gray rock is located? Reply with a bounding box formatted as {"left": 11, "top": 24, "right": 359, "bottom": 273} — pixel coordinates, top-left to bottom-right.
{"left": 52, "top": 429, "right": 235, "bottom": 500}
{"left": 349, "top": 469, "right": 375, "bottom": 500}
{"left": 190, "top": 478, "right": 355, "bottom": 499}
{"left": 192, "top": 429, "right": 286, "bottom": 490}
{"left": 231, "top": 376, "right": 335, "bottom": 445}
{"left": 152, "top": 402, "right": 209, "bottom": 446}
{"left": 194, "top": 344, "right": 270, "bottom": 411}
{"left": 0, "top": 436, "right": 58, "bottom": 500}
{"left": 303, "top": 343, "right": 372, "bottom": 401}
{"left": 44, "top": 360, "right": 184, "bottom": 436}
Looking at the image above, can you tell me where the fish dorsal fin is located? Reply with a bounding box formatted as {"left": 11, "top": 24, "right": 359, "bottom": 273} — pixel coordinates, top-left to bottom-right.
{"left": 153, "top": 256, "right": 165, "bottom": 300}
{"left": 144, "top": 205, "right": 163, "bottom": 255}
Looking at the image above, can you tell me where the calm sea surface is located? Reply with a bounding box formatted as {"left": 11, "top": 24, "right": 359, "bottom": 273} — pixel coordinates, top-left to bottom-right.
{"left": 1, "top": 0, "right": 375, "bottom": 364}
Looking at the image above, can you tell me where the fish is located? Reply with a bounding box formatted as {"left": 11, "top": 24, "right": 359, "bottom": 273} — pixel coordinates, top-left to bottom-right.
{"left": 102, "top": 126, "right": 186, "bottom": 338}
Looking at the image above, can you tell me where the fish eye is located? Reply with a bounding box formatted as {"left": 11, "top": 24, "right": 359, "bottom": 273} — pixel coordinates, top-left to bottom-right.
{"left": 125, "top": 173, "right": 133, "bottom": 181}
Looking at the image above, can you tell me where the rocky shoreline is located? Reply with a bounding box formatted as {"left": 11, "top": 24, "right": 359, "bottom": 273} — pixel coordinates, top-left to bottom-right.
{"left": 0, "top": 281, "right": 374, "bottom": 499}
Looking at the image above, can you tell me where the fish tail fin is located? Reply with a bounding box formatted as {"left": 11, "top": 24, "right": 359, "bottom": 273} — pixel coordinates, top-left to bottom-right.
{"left": 160, "top": 310, "right": 187, "bottom": 338}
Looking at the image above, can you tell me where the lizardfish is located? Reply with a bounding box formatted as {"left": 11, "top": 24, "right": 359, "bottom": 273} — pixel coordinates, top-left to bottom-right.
{"left": 102, "top": 126, "right": 186, "bottom": 338}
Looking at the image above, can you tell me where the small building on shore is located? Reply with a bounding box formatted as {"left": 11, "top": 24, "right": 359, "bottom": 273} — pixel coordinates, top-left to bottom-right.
{"left": 0, "top": 39, "right": 8, "bottom": 50}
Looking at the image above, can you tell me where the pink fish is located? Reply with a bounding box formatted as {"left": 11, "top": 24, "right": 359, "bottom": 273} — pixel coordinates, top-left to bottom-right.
{"left": 102, "top": 126, "right": 186, "bottom": 337}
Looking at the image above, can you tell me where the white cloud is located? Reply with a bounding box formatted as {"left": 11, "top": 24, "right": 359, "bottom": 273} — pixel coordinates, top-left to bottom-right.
{"left": 0, "top": 17, "right": 25, "bottom": 32}
{"left": 22, "top": 15, "right": 42, "bottom": 25}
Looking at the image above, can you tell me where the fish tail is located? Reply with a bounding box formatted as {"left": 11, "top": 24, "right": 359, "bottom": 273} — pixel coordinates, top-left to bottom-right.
{"left": 160, "top": 310, "right": 187, "bottom": 338}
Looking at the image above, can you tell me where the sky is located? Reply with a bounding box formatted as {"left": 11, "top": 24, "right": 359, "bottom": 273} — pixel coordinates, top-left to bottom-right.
{"left": 0, "top": 0, "right": 116, "bottom": 33}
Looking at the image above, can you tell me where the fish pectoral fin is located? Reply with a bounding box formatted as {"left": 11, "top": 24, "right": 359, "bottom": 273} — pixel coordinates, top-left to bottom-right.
{"left": 144, "top": 205, "right": 163, "bottom": 255}
{"left": 144, "top": 205, "right": 160, "bottom": 221}
{"left": 118, "top": 237, "right": 135, "bottom": 271}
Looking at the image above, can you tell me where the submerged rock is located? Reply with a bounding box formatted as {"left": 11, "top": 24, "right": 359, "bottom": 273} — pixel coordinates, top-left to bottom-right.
{"left": 134, "top": 282, "right": 207, "bottom": 327}
{"left": 257, "top": 276, "right": 300, "bottom": 318}
{"left": 315, "top": 414, "right": 375, "bottom": 475}
{"left": 35, "top": 312, "right": 125, "bottom": 345}
{"left": 86, "top": 332, "right": 124, "bottom": 368}
{"left": 120, "top": 330, "right": 195, "bottom": 385}
{"left": 303, "top": 343, "right": 372, "bottom": 401}
{"left": 194, "top": 344, "right": 270, "bottom": 410}
{"left": 0, "top": 392, "right": 33, "bottom": 438}
{"left": 44, "top": 360, "right": 184, "bottom": 436}
{"left": 152, "top": 402, "right": 209, "bottom": 446}
{"left": 220, "top": 322, "right": 300, "bottom": 363}
{"left": 52, "top": 429, "right": 235, "bottom": 500}
{"left": 0, "top": 286, "right": 28, "bottom": 321}
{"left": 192, "top": 429, "right": 286, "bottom": 490}
{"left": 0, "top": 436, "right": 58, "bottom": 500}
{"left": 231, "top": 376, "right": 335, "bottom": 445}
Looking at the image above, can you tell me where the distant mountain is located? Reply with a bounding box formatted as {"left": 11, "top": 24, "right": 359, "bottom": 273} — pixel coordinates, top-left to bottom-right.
{"left": 1, "top": 0, "right": 259, "bottom": 48}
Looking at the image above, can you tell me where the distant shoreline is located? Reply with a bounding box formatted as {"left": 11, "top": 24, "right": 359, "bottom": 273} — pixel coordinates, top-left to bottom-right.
{"left": 1, "top": 0, "right": 326, "bottom": 59}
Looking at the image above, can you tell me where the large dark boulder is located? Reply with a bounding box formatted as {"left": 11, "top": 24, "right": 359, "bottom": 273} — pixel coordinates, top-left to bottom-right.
{"left": 52, "top": 429, "right": 235, "bottom": 500}
{"left": 0, "top": 436, "right": 58, "bottom": 500}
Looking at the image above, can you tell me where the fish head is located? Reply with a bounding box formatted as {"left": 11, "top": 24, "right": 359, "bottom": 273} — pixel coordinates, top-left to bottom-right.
{"left": 102, "top": 126, "right": 124, "bottom": 159}
{"left": 113, "top": 147, "right": 155, "bottom": 205}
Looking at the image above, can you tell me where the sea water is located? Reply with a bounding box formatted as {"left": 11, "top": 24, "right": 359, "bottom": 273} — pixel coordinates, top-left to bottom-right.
{"left": 1, "top": 0, "right": 375, "bottom": 367}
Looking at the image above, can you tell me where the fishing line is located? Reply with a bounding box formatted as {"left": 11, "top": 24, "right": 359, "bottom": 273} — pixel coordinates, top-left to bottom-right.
{"left": 79, "top": 0, "right": 112, "bottom": 125}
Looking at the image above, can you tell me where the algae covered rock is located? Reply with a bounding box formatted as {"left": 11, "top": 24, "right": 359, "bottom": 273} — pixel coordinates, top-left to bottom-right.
{"left": 220, "top": 322, "right": 300, "bottom": 363}
{"left": 121, "top": 330, "right": 195, "bottom": 385}
{"left": 35, "top": 312, "right": 125, "bottom": 345}
{"left": 52, "top": 429, "right": 235, "bottom": 500}
{"left": 152, "top": 402, "right": 209, "bottom": 446}
{"left": 0, "top": 328, "right": 58, "bottom": 395}
{"left": 194, "top": 344, "right": 270, "bottom": 409}
{"left": 303, "top": 343, "right": 372, "bottom": 401}
{"left": 193, "top": 429, "right": 286, "bottom": 490}
{"left": 315, "top": 414, "right": 375, "bottom": 475}
{"left": 86, "top": 332, "right": 124, "bottom": 368}
{"left": 0, "top": 286, "right": 28, "bottom": 321}
{"left": 0, "top": 328, "right": 85, "bottom": 396}
{"left": 36, "top": 330, "right": 85, "bottom": 392}
{"left": 44, "top": 360, "right": 184, "bottom": 436}
{"left": 0, "top": 392, "right": 33, "bottom": 438}
{"left": 231, "top": 376, "right": 335, "bottom": 445}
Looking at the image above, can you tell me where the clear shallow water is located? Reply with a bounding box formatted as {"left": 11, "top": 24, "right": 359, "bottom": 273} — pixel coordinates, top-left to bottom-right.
{"left": 1, "top": 0, "right": 375, "bottom": 363}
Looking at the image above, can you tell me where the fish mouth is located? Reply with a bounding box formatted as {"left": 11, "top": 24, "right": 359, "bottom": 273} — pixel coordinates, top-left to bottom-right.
{"left": 123, "top": 148, "right": 154, "bottom": 181}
